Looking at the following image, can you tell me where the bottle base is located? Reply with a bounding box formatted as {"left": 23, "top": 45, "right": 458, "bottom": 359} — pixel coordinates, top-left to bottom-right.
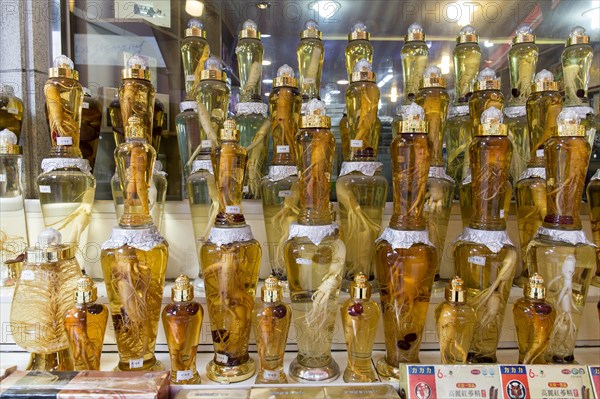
{"left": 171, "top": 369, "right": 201, "bottom": 385}
{"left": 343, "top": 366, "right": 378, "bottom": 383}
{"left": 288, "top": 357, "right": 339, "bottom": 383}
{"left": 115, "top": 357, "right": 163, "bottom": 371}
{"left": 375, "top": 357, "right": 400, "bottom": 381}
{"left": 27, "top": 349, "right": 74, "bottom": 372}
{"left": 206, "top": 358, "right": 256, "bottom": 383}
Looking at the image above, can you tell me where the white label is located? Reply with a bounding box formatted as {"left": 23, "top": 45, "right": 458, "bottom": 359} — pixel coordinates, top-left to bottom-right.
{"left": 276, "top": 145, "right": 290, "bottom": 153}
{"left": 573, "top": 282, "right": 583, "bottom": 292}
{"left": 500, "top": 209, "right": 505, "bottom": 218}
{"left": 350, "top": 139, "right": 363, "bottom": 148}
{"left": 129, "top": 358, "right": 144, "bottom": 369}
{"left": 215, "top": 353, "right": 228, "bottom": 363}
{"left": 21, "top": 270, "right": 35, "bottom": 280}
{"left": 536, "top": 149, "right": 544, "bottom": 157}
{"left": 0, "top": 174, "right": 6, "bottom": 182}
{"left": 243, "top": 185, "right": 249, "bottom": 193}
{"left": 56, "top": 136, "right": 73, "bottom": 146}
{"left": 296, "top": 258, "right": 312, "bottom": 265}
{"left": 82, "top": 102, "right": 90, "bottom": 109}
{"left": 186, "top": 74, "right": 196, "bottom": 82}
{"left": 7, "top": 107, "right": 18, "bottom": 115}
{"left": 468, "top": 255, "right": 486, "bottom": 266}
{"left": 278, "top": 190, "right": 292, "bottom": 198}
{"left": 176, "top": 370, "right": 194, "bottom": 380}
{"left": 263, "top": 370, "right": 280, "bottom": 381}
{"left": 226, "top": 205, "right": 241, "bottom": 213}
{"left": 304, "top": 78, "right": 315, "bottom": 84}
{"left": 201, "top": 140, "right": 212, "bottom": 148}
{"left": 39, "top": 185, "right": 51, "bottom": 193}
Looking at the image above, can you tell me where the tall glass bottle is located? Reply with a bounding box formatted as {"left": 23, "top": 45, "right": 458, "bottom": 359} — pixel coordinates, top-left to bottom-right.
{"left": 0, "top": 84, "right": 24, "bottom": 136}
{"left": 401, "top": 23, "right": 428, "bottom": 104}
{"left": 445, "top": 25, "right": 481, "bottom": 183}
{"left": 284, "top": 99, "right": 345, "bottom": 383}
{"left": 375, "top": 103, "right": 436, "bottom": 380}
{"left": 101, "top": 116, "right": 168, "bottom": 372}
{"left": 527, "top": 110, "right": 595, "bottom": 364}
{"left": 64, "top": 274, "right": 108, "bottom": 370}
{"left": 506, "top": 24, "right": 538, "bottom": 182}
{"left": 181, "top": 18, "right": 210, "bottom": 100}
{"left": 586, "top": 169, "right": 600, "bottom": 288}
{"left": 261, "top": 65, "right": 302, "bottom": 281}
{"left": 80, "top": 88, "right": 103, "bottom": 170}
{"left": 108, "top": 94, "right": 123, "bottom": 144}
{"left": 176, "top": 100, "right": 200, "bottom": 186}
{"left": 415, "top": 65, "right": 453, "bottom": 287}
{"left": 453, "top": 107, "right": 517, "bottom": 363}
{"left": 297, "top": 20, "right": 324, "bottom": 100}
{"left": 515, "top": 70, "right": 562, "bottom": 286}
{"left": 10, "top": 228, "right": 81, "bottom": 371}
{"left": 253, "top": 275, "right": 291, "bottom": 384}
{"left": 0, "top": 129, "right": 28, "bottom": 286}
{"left": 236, "top": 19, "right": 263, "bottom": 103}
{"left": 162, "top": 275, "right": 203, "bottom": 384}
{"left": 200, "top": 119, "right": 262, "bottom": 383}
{"left": 119, "top": 55, "right": 155, "bottom": 146}
{"left": 338, "top": 59, "right": 387, "bottom": 290}
{"left": 345, "top": 22, "right": 373, "bottom": 82}
{"left": 37, "top": 55, "right": 95, "bottom": 266}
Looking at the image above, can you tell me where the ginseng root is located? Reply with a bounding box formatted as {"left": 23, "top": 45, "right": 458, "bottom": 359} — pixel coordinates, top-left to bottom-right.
{"left": 45, "top": 83, "right": 78, "bottom": 145}
{"left": 186, "top": 103, "right": 218, "bottom": 168}
{"left": 547, "top": 255, "right": 578, "bottom": 357}
{"left": 272, "top": 182, "right": 300, "bottom": 275}
{"left": 243, "top": 61, "right": 262, "bottom": 95}
{"left": 47, "top": 187, "right": 95, "bottom": 244}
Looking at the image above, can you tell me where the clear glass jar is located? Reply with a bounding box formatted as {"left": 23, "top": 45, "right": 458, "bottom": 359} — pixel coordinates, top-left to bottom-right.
{"left": 401, "top": 23, "right": 428, "bottom": 103}
{"left": 80, "top": 88, "right": 102, "bottom": 169}
{"left": 453, "top": 26, "right": 481, "bottom": 104}
{"left": 197, "top": 57, "right": 230, "bottom": 146}
{"left": 235, "top": 104, "right": 269, "bottom": 199}
{"left": 236, "top": 20, "right": 264, "bottom": 102}
{"left": 181, "top": 19, "right": 210, "bottom": 100}
{"left": 345, "top": 23, "right": 373, "bottom": 81}
{"left": 297, "top": 20, "right": 324, "bottom": 100}
{"left": 108, "top": 95, "right": 124, "bottom": 145}
{"left": 561, "top": 27, "right": 593, "bottom": 107}
{"left": 119, "top": 57, "right": 155, "bottom": 146}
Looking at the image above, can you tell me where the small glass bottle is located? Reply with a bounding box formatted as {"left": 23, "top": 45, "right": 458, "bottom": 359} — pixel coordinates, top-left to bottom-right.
{"left": 0, "top": 129, "right": 28, "bottom": 286}
{"left": 236, "top": 19, "right": 264, "bottom": 103}
{"left": 196, "top": 56, "right": 230, "bottom": 153}
{"left": 512, "top": 273, "right": 556, "bottom": 364}
{"left": 181, "top": 18, "right": 210, "bottom": 100}
{"left": 162, "top": 274, "right": 203, "bottom": 384}
{"left": 375, "top": 103, "right": 436, "bottom": 380}
{"left": 526, "top": 110, "right": 595, "bottom": 364}
{"left": 80, "top": 87, "right": 103, "bottom": 170}
{"left": 401, "top": 23, "right": 428, "bottom": 103}
{"left": 119, "top": 55, "right": 155, "bottom": 146}
{"left": 586, "top": 169, "right": 600, "bottom": 288}
{"left": 64, "top": 274, "right": 108, "bottom": 370}
{"left": 253, "top": 275, "right": 291, "bottom": 384}
{"left": 340, "top": 273, "right": 380, "bottom": 383}
{"left": 435, "top": 276, "right": 476, "bottom": 364}
{"left": 345, "top": 22, "right": 373, "bottom": 81}
{"left": 297, "top": 20, "right": 324, "bottom": 100}
{"left": 562, "top": 26, "right": 593, "bottom": 108}
{"left": 0, "top": 84, "right": 24, "bottom": 137}
{"left": 11, "top": 228, "right": 82, "bottom": 371}
{"left": 176, "top": 100, "right": 200, "bottom": 185}
{"left": 453, "top": 107, "right": 517, "bottom": 364}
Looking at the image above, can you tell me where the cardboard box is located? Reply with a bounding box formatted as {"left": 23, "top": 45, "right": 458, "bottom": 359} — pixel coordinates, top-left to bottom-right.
{"left": 175, "top": 389, "right": 251, "bottom": 399}
{"left": 250, "top": 386, "right": 326, "bottom": 399}
{"left": 521, "top": 365, "right": 594, "bottom": 399}
{"left": 324, "top": 384, "right": 400, "bottom": 398}
{"left": 590, "top": 366, "right": 600, "bottom": 398}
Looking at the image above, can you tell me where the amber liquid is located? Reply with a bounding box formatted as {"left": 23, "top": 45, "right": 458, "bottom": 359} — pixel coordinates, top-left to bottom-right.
{"left": 45, "top": 77, "right": 83, "bottom": 158}
{"left": 237, "top": 38, "right": 263, "bottom": 102}
{"left": 512, "top": 297, "right": 555, "bottom": 364}
{"left": 297, "top": 38, "right": 324, "bottom": 100}
{"left": 345, "top": 39, "right": 373, "bottom": 81}
{"left": 526, "top": 91, "right": 563, "bottom": 166}
{"left": 424, "top": 176, "right": 454, "bottom": 278}
{"left": 586, "top": 178, "right": 600, "bottom": 286}
{"left": 469, "top": 90, "right": 504, "bottom": 135}
{"left": 212, "top": 140, "right": 248, "bottom": 225}
{"left": 119, "top": 79, "right": 155, "bottom": 145}
{"left": 237, "top": 112, "right": 269, "bottom": 200}
{"left": 415, "top": 87, "right": 450, "bottom": 166}
{"left": 197, "top": 80, "right": 230, "bottom": 148}
{"left": 344, "top": 81, "right": 381, "bottom": 160}
{"left": 401, "top": 41, "right": 428, "bottom": 102}
{"left": 65, "top": 303, "right": 108, "bottom": 370}
{"left": 269, "top": 86, "right": 302, "bottom": 166}
{"left": 507, "top": 114, "right": 529, "bottom": 183}
{"left": 453, "top": 43, "right": 481, "bottom": 103}
{"left": 0, "top": 93, "right": 24, "bottom": 138}
{"left": 181, "top": 36, "right": 210, "bottom": 99}
{"left": 253, "top": 300, "right": 291, "bottom": 383}
{"left": 445, "top": 112, "right": 472, "bottom": 184}
{"left": 508, "top": 42, "right": 538, "bottom": 106}
{"left": 434, "top": 301, "right": 476, "bottom": 364}
{"left": 562, "top": 44, "right": 593, "bottom": 106}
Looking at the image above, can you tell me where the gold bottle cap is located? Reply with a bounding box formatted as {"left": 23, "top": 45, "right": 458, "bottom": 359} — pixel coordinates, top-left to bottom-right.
{"left": 261, "top": 275, "right": 283, "bottom": 302}
{"left": 397, "top": 102, "right": 428, "bottom": 133}
{"left": 445, "top": 276, "right": 466, "bottom": 303}
{"left": 124, "top": 116, "right": 147, "bottom": 139}
{"left": 26, "top": 228, "right": 76, "bottom": 263}
{"left": 351, "top": 273, "right": 371, "bottom": 299}
{"left": 74, "top": 274, "right": 98, "bottom": 304}
{"left": 566, "top": 26, "right": 590, "bottom": 46}
{"left": 122, "top": 55, "right": 151, "bottom": 80}
{"left": 185, "top": 18, "right": 207, "bottom": 38}
{"left": 300, "top": 99, "right": 331, "bottom": 128}
{"left": 531, "top": 69, "right": 559, "bottom": 93}
{"left": 478, "top": 107, "right": 508, "bottom": 136}
{"left": 48, "top": 55, "right": 79, "bottom": 80}
{"left": 239, "top": 19, "right": 260, "bottom": 39}
{"left": 300, "top": 19, "right": 322, "bottom": 40}
{"left": 273, "top": 64, "right": 298, "bottom": 88}
{"left": 350, "top": 59, "right": 376, "bottom": 83}
{"left": 200, "top": 56, "right": 227, "bottom": 82}
{"left": 457, "top": 25, "right": 479, "bottom": 44}
{"left": 420, "top": 65, "right": 446, "bottom": 89}
{"left": 513, "top": 24, "right": 535, "bottom": 44}
{"left": 172, "top": 274, "right": 194, "bottom": 302}
{"left": 474, "top": 67, "right": 501, "bottom": 91}
{"left": 405, "top": 22, "right": 425, "bottom": 42}
{"left": 348, "top": 22, "right": 370, "bottom": 41}
{"left": 220, "top": 118, "right": 240, "bottom": 140}
{"left": 0, "top": 129, "right": 21, "bottom": 154}
{"left": 554, "top": 109, "right": 586, "bottom": 137}
{"left": 525, "top": 273, "right": 546, "bottom": 299}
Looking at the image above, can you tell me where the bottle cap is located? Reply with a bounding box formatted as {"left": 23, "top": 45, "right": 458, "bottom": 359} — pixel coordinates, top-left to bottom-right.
{"left": 172, "top": 274, "right": 194, "bottom": 302}
{"left": 26, "top": 228, "right": 76, "bottom": 263}
{"left": 185, "top": 18, "right": 207, "bottom": 39}
{"left": 273, "top": 64, "right": 298, "bottom": 88}
{"left": 300, "top": 20, "right": 322, "bottom": 40}
{"left": 531, "top": 69, "right": 558, "bottom": 93}
{"left": 350, "top": 59, "right": 376, "bottom": 83}
{"left": 0, "top": 129, "right": 21, "bottom": 154}
{"left": 200, "top": 56, "right": 227, "bottom": 82}
{"left": 474, "top": 67, "right": 501, "bottom": 91}
{"left": 457, "top": 25, "right": 478, "bottom": 44}
{"left": 513, "top": 24, "right": 535, "bottom": 44}
{"left": 445, "top": 276, "right": 466, "bottom": 303}
{"left": 300, "top": 99, "right": 331, "bottom": 128}
{"left": 351, "top": 273, "right": 371, "bottom": 299}
{"left": 554, "top": 109, "right": 586, "bottom": 137}
{"left": 478, "top": 107, "right": 508, "bottom": 136}
{"left": 220, "top": 118, "right": 240, "bottom": 141}
{"left": 74, "top": 274, "right": 98, "bottom": 304}
{"left": 124, "top": 116, "right": 147, "bottom": 140}
{"left": 566, "top": 26, "right": 590, "bottom": 46}
{"left": 239, "top": 19, "right": 260, "bottom": 39}
{"left": 48, "top": 55, "right": 79, "bottom": 80}
{"left": 349, "top": 22, "right": 369, "bottom": 41}
{"left": 405, "top": 22, "right": 425, "bottom": 42}
{"left": 397, "top": 102, "right": 428, "bottom": 133}
{"left": 180, "top": 100, "right": 198, "bottom": 113}
{"left": 420, "top": 65, "right": 446, "bottom": 89}
{"left": 122, "top": 55, "right": 151, "bottom": 80}
{"left": 261, "top": 275, "right": 283, "bottom": 302}
{"left": 525, "top": 273, "right": 546, "bottom": 299}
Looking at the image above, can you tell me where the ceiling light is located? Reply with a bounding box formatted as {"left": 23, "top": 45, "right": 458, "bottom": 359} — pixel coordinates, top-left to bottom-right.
{"left": 262, "top": 79, "right": 273, "bottom": 84}
{"left": 308, "top": 0, "right": 340, "bottom": 19}
{"left": 264, "top": 92, "right": 270, "bottom": 97}
{"left": 390, "top": 86, "right": 398, "bottom": 103}
{"left": 256, "top": 2, "right": 270, "bottom": 9}
{"left": 261, "top": 34, "right": 271, "bottom": 38}
{"left": 262, "top": 60, "right": 272, "bottom": 66}
{"left": 377, "top": 74, "right": 394, "bottom": 88}
{"left": 437, "top": 55, "right": 451, "bottom": 75}
{"left": 185, "top": 0, "right": 204, "bottom": 17}
{"left": 484, "top": 40, "right": 494, "bottom": 47}
{"left": 336, "top": 79, "right": 349, "bottom": 85}
{"left": 447, "top": 1, "right": 477, "bottom": 26}
{"left": 583, "top": 1, "right": 600, "bottom": 29}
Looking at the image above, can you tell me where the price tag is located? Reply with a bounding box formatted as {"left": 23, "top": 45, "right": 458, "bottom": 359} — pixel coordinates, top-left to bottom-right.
{"left": 0, "top": 174, "right": 6, "bottom": 183}
{"left": 129, "top": 358, "right": 144, "bottom": 369}
{"left": 56, "top": 137, "right": 73, "bottom": 146}
{"left": 263, "top": 370, "right": 280, "bottom": 381}
{"left": 186, "top": 74, "right": 196, "bottom": 82}
{"left": 82, "top": 102, "right": 90, "bottom": 109}
{"left": 7, "top": 107, "right": 18, "bottom": 115}
{"left": 536, "top": 149, "right": 544, "bottom": 157}
{"left": 296, "top": 258, "right": 311, "bottom": 265}
{"left": 176, "top": 370, "right": 194, "bottom": 380}
{"left": 20, "top": 270, "right": 35, "bottom": 280}
{"left": 277, "top": 145, "right": 290, "bottom": 153}
{"left": 226, "top": 205, "right": 240, "bottom": 214}
{"left": 500, "top": 209, "right": 505, "bottom": 218}
{"left": 304, "top": 78, "right": 315, "bottom": 84}
{"left": 243, "top": 185, "right": 249, "bottom": 193}
{"left": 215, "top": 353, "right": 228, "bottom": 364}
{"left": 278, "top": 190, "right": 292, "bottom": 198}
{"left": 350, "top": 139, "right": 363, "bottom": 148}
{"left": 201, "top": 140, "right": 212, "bottom": 148}
{"left": 468, "top": 256, "right": 486, "bottom": 266}
{"left": 39, "top": 185, "right": 51, "bottom": 193}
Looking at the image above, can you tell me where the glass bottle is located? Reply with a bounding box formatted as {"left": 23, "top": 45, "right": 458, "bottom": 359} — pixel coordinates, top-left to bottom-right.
{"left": 453, "top": 107, "right": 517, "bottom": 363}
{"left": 338, "top": 59, "right": 387, "bottom": 290}
{"left": 375, "top": 103, "right": 436, "bottom": 380}
{"left": 284, "top": 99, "right": 344, "bottom": 383}
{"left": 152, "top": 98, "right": 165, "bottom": 153}
{"left": 101, "top": 116, "right": 169, "bottom": 372}
{"left": 200, "top": 119, "right": 262, "bottom": 383}
{"left": 586, "top": 169, "right": 600, "bottom": 288}
{"left": 181, "top": 18, "right": 210, "bottom": 100}
{"left": 119, "top": 55, "right": 155, "bottom": 147}
{"left": 415, "top": 65, "right": 453, "bottom": 286}
{"left": 512, "top": 273, "right": 556, "bottom": 364}
{"left": 0, "top": 84, "right": 24, "bottom": 141}
{"left": 340, "top": 273, "right": 380, "bottom": 383}
{"left": 261, "top": 65, "right": 302, "bottom": 281}
{"left": 0, "top": 129, "right": 28, "bottom": 286}
{"left": 435, "top": 276, "right": 476, "bottom": 364}
{"left": 345, "top": 22, "right": 373, "bottom": 81}
{"left": 11, "top": 228, "right": 81, "bottom": 371}
{"left": 236, "top": 101, "right": 269, "bottom": 200}
{"left": 514, "top": 70, "right": 562, "bottom": 286}
{"left": 162, "top": 274, "right": 203, "bottom": 384}
{"left": 64, "top": 274, "right": 108, "bottom": 371}
{"left": 176, "top": 100, "right": 200, "bottom": 185}
{"left": 108, "top": 94, "right": 124, "bottom": 144}
{"left": 80, "top": 87, "right": 102, "bottom": 170}
{"left": 527, "top": 110, "right": 595, "bottom": 364}
{"left": 236, "top": 19, "right": 264, "bottom": 103}
{"left": 297, "top": 20, "right": 324, "bottom": 100}
{"left": 253, "top": 275, "right": 291, "bottom": 384}
{"left": 401, "top": 23, "right": 428, "bottom": 103}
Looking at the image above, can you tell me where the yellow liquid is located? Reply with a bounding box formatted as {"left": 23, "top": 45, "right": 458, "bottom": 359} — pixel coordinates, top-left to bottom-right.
{"left": 253, "top": 300, "right": 291, "bottom": 384}
{"left": 586, "top": 178, "right": 600, "bottom": 286}
{"left": 236, "top": 38, "right": 263, "bottom": 102}
{"left": 445, "top": 112, "right": 472, "bottom": 184}
{"left": 507, "top": 114, "right": 529, "bottom": 182}
{"left": 424, "top": 176, "right": 454, "bottom": 279}
{"left": 45, "top": 77, "right": 83, "bottom": 158}
{"left": 435, "top": 301, "right": 477, "bottom": 364}
{"left": 512, "top": 297, "right": 555, "bottom": 364}
{"left": 181, "top": 36, "right": 210, "bottom": 99}
{"left": 119, "top": 79, "right": 155, "bottom": 145}
{"left": 297, "top": 38, "right": 324, "bottom": 100}
{"left": 345, "top": 39, "right": 373, "bottom": 81}
{"left": 65, "top": 303, "right": 109, "bottom": 370}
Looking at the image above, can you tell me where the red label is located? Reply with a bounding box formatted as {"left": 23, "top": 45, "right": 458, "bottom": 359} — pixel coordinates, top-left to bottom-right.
{"left": 457, "top": 383, "right": 476, "bottom": 388}
{"left": 407, "top": 366, "right": 437, "bottom": 399}
{"left": 561, "top": 369, "right": 572, "bottom": 375}
{"left": 471, "top": 369, "right": 481, "bottom": 375}
{"left": 548, "top": 382, "right": 568, "bottom": 388}
{"left": 590, "top": 367, "right": 600, "bottom": 398}
{"left": 500, "top": 366, "right": 530, "bottom": 399}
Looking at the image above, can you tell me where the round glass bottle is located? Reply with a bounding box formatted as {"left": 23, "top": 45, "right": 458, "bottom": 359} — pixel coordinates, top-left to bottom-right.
{"left": 196, "top": 56, "right": 230, "bottom": 150}
{"left": 80, "top": 87, "right": 103, "bottom": 170}
{"left": 0, "top": 84, "right": 24, "bottom": 136}
{"left": 181, "top": 18, "right": 210, "bottom": 100}
{"left": 345, "top": 22, "right": 373, "bottom": 82}
{"left": 401, "top": 23, "right": 428, "bottom": 103}
{"left": 297, "top": 20, "right": 324, "bottom": 100}
{"left": 562, "top": 26, "right": 593, "bottom": 107}
{"left": 119, "top": 55, "right": 155, "bottom": 146}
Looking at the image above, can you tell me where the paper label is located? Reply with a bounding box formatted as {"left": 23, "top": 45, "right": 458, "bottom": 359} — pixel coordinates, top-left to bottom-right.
{"left": 20, "top": 270, "right": 35, "bottom": 280}
{"left": 590, "top": 367, "right": 600, "bottom": 399}
{"left": 428, "top": 365, "right": 499, "bottom": 399}
{"left": 56, "top": 136, "right": 73, "bottom": 146}
{"left": 82, "top": 102, "right": 90, "bottom": 109}
{"left": 527, "top": 365, "right": 594, "bottom": 399}
{"left": 499, "top": 365, "right": 530, "bottom": 399}
{"left": 38, "top": 185, "right": 51, "bottom": 193}
{"left": 351, "top": 139, "right": 363, "bottom": 148}
{"left": 572, "top": 282, "right": 582, "bottom": 292}
{"left": 176, "top": 370, "right": 194, "bottom": 380}
{"left": 243, "top": 185, "right": 249, "bottom": 193}
{"left": 500, "top": 209, "right": 505, "bottom": 218}
{"left": 277, "top": 145, "right": 290, "bottom": 153}
{"left": 263, "top": 370, "right": 280, "bottom": 381}
{"left": 406, "top": 365, "right": 437, "bottom": 399}
{"left": 215, "top": 353, "right": 228, "bottom": 364}
{"left": 201, "top": 140, "right": 212, "bottom": 148}
{"left": 468, "top": 255, "right": 486, "bottom": 266}
{"left": 7, "top": 107, "right": 18, "bottom": 115}
{"left": 0, "top": 174, "right": 6, "bottom": 183}
{"left": 226, "top": 205, "right": 241, "bottom": 214}
{"left": 296, "top": 258, "right": 312, "bottom": 265}
{"left": 129, "top": 358, "right": 144, "bottom": 369}
{"left": 186, "top": 74, "right": 196, "bottom": 82}
{"left": 278, "top": 190, "right": 292, "bottom": 198}
{"left": 304, "top": 78, "right": 315, "bottom": 84}
{"left": 536, "top": 149, "right": 544, "bottom": 158}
